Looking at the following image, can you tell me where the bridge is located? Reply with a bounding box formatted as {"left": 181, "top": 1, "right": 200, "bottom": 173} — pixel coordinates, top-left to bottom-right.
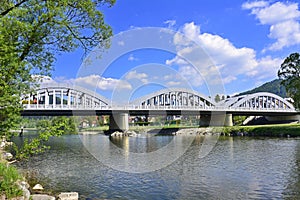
{"left": 21, "top": 84, "right": 299, "bottom": 130}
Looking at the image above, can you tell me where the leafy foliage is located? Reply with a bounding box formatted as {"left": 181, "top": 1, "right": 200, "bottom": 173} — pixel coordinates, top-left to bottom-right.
{"left": 15, "top": 116, "right": 77, "bottom": 160}
{"left": 0, "top": 0, "right": 115, "bottom": 137}
{"left": 233, "top": 116, "right": 247, "bottom": 126}
{"left": 0, "top": 162, "right": 23, "bottom": 198}
{"left": 278, "top": 52, "right": 300, "bottom": 108}
{"left": 238, "top": 79, "right": 287, "bottom": 97}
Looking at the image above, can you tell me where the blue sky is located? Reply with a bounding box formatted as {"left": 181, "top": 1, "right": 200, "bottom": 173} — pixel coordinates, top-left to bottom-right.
{"left": 47, "top": 0, "right": 300, "bottom": 101}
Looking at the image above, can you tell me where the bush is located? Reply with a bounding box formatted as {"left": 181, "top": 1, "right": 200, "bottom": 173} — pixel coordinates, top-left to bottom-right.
{"left": 0, "top": 162, "right": 23, "bottom": 198}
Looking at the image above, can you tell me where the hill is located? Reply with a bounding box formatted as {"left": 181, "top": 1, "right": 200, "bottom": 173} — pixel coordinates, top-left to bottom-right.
{"left": 238, "top": 79, "right": 287, "bottom": 98}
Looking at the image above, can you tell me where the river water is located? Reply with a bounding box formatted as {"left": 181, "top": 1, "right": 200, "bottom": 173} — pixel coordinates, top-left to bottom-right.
{"left": 14, "top": 132, "right": 300, "bottom": 200}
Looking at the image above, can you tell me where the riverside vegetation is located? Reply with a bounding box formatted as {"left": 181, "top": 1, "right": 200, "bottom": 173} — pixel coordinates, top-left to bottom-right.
{"left": 0, "top": 162, "right": 23, "bottom": 198}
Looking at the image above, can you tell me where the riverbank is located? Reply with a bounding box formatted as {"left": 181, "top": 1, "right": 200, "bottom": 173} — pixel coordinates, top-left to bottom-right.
{"left": 132, "top": 123, "right": 300, "bottom": 137}
{"left": 20, "top": 123, "right": 300, "bottom": 137}
{"left": 1, "top": 136, "right": 79, "bottom": 200}
{"left": 214, "top": 123, "right": 300, "bottom": 137}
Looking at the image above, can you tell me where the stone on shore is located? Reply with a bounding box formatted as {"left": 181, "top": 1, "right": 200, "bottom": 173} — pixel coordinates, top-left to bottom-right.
{"left": 17, "top": 181, "right": 30, "bottom": 200}
{"left": 175, "top": 128, "right": 214, "bottom": 136}
{"left": 57, "top": 192, "right": 79, "bottom": 200}
{"left": 31, "top": 194, "right": 55, "bottom": 200}
{"left": 110, "top": 130, "right": 139, "bottom": 137}
{"left": 33, "top": 184, "right": 44, "bottom": 190}
{"left": 0, "top": 141, "right": 5, "bottom": 148}
{"left": 2, "top": 152, "right": 13, "bottom": 160}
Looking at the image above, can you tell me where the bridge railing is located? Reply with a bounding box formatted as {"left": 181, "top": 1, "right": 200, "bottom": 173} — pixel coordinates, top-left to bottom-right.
{"left": 23, "top": 104, "right": 297, "bottom": 113}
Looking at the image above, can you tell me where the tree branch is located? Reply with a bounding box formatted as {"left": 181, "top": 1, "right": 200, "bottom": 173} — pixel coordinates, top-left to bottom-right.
{"left": 0, "top": 0, "right": 28, "bottom": 16}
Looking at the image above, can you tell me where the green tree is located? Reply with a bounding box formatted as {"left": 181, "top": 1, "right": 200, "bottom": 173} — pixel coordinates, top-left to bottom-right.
{"left": 15, "top": 116, "right": 77, "bottom": 159}
{"left": 0, "top": 0, "right": 115, "bottom": 137}
{"left": 214, "top": 94, "right": 221, "bottom": 103}
{"left": 278, "top": 52, "right": 300, "bottom": 108}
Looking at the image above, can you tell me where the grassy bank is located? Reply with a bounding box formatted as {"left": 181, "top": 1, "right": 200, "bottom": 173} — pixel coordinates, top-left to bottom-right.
{"left": 213, "top": 123, "right": 300, "bottom": 137}
{"left": 76, "top": 123, "right": 300, "bottom": 137}
{"left": 131, "top": 123, "right": 300, "bottom": 137}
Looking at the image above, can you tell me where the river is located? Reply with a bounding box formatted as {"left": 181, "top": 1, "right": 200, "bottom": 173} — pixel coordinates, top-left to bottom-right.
{"left": 13, "top": 132, "right": 300, "bottom": 200}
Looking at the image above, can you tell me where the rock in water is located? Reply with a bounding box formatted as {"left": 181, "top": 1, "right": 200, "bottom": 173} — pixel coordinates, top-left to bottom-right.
{"left": 31, "top": 194, "right": 55, "bottom": 200}
{"left": 58, "top": 192, "right": 79, "bottom": 200}
{"left": 32, "top": 184, "right": 44, "bottom": 190}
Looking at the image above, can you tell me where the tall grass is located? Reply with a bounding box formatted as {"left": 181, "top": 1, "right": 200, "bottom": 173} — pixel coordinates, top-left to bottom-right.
{"left": 0, "top": 162, "right": 23, "bottom": 198}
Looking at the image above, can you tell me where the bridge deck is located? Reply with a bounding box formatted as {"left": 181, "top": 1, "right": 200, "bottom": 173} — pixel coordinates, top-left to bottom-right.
{"left": 21, "top": 105, "right": 298, "bottom": 116}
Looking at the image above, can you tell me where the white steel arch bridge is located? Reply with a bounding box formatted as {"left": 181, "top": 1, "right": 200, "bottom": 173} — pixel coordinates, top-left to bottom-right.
{"left": 21, "top": 84, "right": 297, "bottom": 115}
{"left": 21, "top": 84, "right": 299, "bottom": 129}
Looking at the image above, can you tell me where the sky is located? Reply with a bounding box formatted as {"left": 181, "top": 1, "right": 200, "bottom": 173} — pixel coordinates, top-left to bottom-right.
{"left": 47, "top": 0, "right": 300, "bottom": 102}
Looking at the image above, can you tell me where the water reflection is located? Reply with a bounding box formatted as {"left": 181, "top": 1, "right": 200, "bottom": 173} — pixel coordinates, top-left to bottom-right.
{"left": 283, "top": 138, "right": 300, "bottom": 199}
{"left": 13, "top": 133, "right": 300, "bottom": 200}
{"left": 80, "top": 134, "right": 195, "bottom": 173}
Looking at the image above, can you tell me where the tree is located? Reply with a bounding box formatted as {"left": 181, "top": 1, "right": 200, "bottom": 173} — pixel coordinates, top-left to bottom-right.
{"left": 0, "top": 0, "right": 115, "bottom": 137}
{"left": 15, "top": 116, "right": 77, "bottom": 159}
{"left": 214, "top": 94, "right": 221, "bottom": 103}
{"left": 278, "top": 52, "right": 300, "bottom": 108}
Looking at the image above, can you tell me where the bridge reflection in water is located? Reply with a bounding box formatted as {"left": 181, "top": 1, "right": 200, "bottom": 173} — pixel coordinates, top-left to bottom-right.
{"left": 21, "top": 84, "right": 299, "bottom": 130}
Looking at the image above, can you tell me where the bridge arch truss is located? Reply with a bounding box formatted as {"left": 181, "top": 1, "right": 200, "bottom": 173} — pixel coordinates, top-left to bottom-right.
{"left": 22, "top": 84, "right": 110, "bottom": 109}
{"left": 132, "top": 88, "right": 215, "bottom": 108}
{"left": 221, "top": 92, "right": 295, "bottom": 111}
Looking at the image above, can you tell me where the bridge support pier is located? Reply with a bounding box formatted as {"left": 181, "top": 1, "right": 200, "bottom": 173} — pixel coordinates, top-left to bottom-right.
{"left": 109, "top": 113, "right": 129, "bottom": 131}
{"left": 224, "top": 114, "right": 233, "bottom": 126}
{"left": 200, "top": 113, "right": 233, "bottom": 127}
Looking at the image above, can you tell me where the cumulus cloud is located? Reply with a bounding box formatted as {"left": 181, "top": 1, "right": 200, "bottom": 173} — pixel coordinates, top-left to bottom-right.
{"left": 32, "top": 75, "right": 56, "bottom": 84}
{"left": 178, "top": 65, "right": 204, "bottom": 87}
{"left": 164, "top": 20, "right": 176, "bottom": 28}
{"left": 75, "top": 75, "right": 132, "bottom": 90}
{"left": 166, "top": 22, "right": 281, "bottom": 86}
{"left": 242, "top": 1, "right": 269, "bottom": 10}
{"left": 33, "top": 74, "right": 132, "bottom": 92}
{"left": 118, "top": 40, "right": 125, "bottom": 46}
{"left": 125, "top": 70, "right": 148, "bottom": 83}
{"left": 166, "top": 81, "right": 182, "bottom": 86}
{"left": 128, "top": 54, "right": 139, "bottom": 61}
{"left": 242, "top": 1, "right": 300, "bottom": 51}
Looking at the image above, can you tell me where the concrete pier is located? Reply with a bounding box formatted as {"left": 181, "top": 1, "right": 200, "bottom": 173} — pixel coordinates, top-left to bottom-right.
{"left": 200, "top": 113, "right": 233, "bottom": 127}
{"left": 109, "top": 113, "right": 129, "bottom": 131}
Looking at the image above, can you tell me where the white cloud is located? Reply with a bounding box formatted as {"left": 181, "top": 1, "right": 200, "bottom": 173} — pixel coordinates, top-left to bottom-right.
{"left": 128, "top": 54, "right": 139, "bottom": 61}
{"left": 164, "top": 20, "right": 176, "bottom": 28}
{"left": 125, "top": 70, "right": 148, "bottom": 83}
{"left": 243, "top": 1, "right": 300, "bottom": 51}
{"left": 32, "top": 75, "right": 56, "bottom": 84}
{"left": 267, "top": 20, "right": 300, "bottom": 50}
{"left": 166, "top": 56, "right": 189, "bottom": 66}
{"left": 222, "top": 75, "right": 237, "bottom": 84}
{"left": 242, "top": 1, "right": 269, "bottom": 10}
{"left": 75, "top": 75, "right": 132, "bottom": 91}
{"left": 178, "top": 65, "right": 204, "bottom": 87}
{"left": 166, "top": 22, "right": 281, "bottom": 86}
{"left": 166, "top": 81, "right": 182, "bottom": 86}
{"left": 33, "top": 75, "right": 132, "bottom": 94}
{"left": 118, "top": 40, "right": 125, "bottom": 46}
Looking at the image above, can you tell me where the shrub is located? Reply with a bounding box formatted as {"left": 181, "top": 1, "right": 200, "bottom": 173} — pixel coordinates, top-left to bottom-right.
{"left": 0, "top": 162, "right": 23, "bottom": 198}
